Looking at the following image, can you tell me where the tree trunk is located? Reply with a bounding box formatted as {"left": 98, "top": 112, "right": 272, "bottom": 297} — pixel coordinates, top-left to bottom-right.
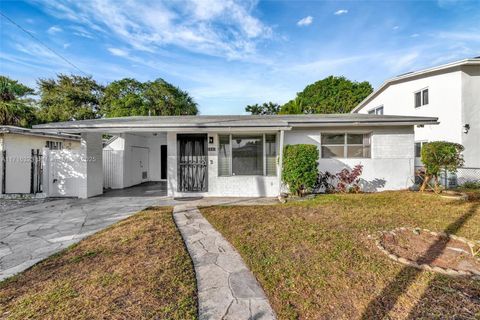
{"left": 420, "top": 175, "right": 431, "bottom": 192}
{"left": 433, "top": 175, "right": 440, "bottom": 194}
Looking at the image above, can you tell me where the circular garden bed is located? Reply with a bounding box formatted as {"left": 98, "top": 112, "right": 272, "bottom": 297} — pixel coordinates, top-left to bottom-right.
{"left": 376, "top": 227, "right": 480, "bottom": 278}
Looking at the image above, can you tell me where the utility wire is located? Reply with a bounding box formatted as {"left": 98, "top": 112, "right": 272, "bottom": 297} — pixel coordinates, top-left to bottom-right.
{"left": 0, "top": 11, "right": 89, "bottom": 76}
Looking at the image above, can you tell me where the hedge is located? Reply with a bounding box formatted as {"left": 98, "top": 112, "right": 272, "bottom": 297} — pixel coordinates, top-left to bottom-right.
{"left": 282, "top": 144, "right": 319, "bottom": 195}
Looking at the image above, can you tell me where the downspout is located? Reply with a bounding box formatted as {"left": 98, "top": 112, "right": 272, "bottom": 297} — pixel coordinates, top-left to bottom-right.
{"left": 277, "top": 129, "right": 285, "bottom": 196}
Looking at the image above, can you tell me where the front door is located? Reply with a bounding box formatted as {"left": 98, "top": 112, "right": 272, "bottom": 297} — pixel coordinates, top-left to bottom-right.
{"left": 132, "top": 146, "right": 149, "bottom": 185}
{"left": 177, "top": 134, "right": 208, "bottom": 192}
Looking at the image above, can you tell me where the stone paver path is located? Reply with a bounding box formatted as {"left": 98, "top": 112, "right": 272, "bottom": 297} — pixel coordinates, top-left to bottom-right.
{"left": 173, "top": 205, "right": 276, "bottom": 320}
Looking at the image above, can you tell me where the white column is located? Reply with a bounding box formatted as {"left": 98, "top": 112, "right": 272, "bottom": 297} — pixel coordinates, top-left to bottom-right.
{"left": 166, "top": 132, "right": 177, "bottom": 197}
{"left": 78, "top": 133, "right": 103, "bottom": 199}
{"left": 277, "top": 130, "right": 285, "bottom": 195}
{"left": 41, "top": 148, "right": 50, "bottom": 197}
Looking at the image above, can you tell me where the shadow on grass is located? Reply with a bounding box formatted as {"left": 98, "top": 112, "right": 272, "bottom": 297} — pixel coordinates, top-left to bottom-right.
{"left": 360, "top": 201, "right": 479, "bottom": 319}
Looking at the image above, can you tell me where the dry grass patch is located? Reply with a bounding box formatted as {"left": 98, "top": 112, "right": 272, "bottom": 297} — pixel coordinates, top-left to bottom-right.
{"left": 201, "top": 191, "right": 480, "bottom": 319}
{"left": 0, "top": 207, "right": 197, "bottom": 320}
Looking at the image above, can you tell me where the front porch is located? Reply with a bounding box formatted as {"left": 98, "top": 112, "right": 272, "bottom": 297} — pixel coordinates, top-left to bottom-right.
{"left": 43, "top": 128, "right": 284, "bottom": 199}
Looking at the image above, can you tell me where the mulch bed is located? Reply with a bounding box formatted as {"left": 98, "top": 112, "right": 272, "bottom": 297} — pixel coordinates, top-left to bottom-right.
{"left": 378, "top": 228, "right": 480, "bottom": 277}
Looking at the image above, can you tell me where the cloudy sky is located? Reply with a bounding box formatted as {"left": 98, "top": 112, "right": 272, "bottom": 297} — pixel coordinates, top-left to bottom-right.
{"left": 1, "top": 0, "right": 479, "bottom": 114}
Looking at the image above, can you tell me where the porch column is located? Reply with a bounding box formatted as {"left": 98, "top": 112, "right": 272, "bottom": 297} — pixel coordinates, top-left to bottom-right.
{"left": 78, "top": 133, "right": 103, "bottom": 199}
{"left": 166, "top": 132, "right": 177, "bottom": 197}
{"left": 277, "top": 130, "right": 285, "bottom": 195}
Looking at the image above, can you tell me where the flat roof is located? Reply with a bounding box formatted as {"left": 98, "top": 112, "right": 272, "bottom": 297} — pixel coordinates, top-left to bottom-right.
{"left": 33, "top": 114, "right": 438, "bottom": 133}
{"left": 0, "top": 125, "right": 80, "bottom": 140}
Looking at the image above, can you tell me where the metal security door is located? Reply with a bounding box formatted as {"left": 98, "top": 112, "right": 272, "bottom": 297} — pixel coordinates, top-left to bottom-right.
{"left": 177, "top": 134, "right": 207, "bottom": 192}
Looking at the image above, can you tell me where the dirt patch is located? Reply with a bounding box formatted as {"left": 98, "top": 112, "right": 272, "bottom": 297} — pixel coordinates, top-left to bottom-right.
{"left": 379, "top": 228, "right": 480, "bottom": 277}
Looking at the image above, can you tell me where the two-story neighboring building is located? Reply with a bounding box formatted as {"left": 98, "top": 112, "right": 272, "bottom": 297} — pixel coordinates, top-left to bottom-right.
{"left": 352, "top": 58, "right": 480, "bottom": 182}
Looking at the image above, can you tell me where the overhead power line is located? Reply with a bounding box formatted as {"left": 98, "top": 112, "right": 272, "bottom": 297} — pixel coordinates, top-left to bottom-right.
{"left": 0, "top": 11, "right": 89, "bottom": 76}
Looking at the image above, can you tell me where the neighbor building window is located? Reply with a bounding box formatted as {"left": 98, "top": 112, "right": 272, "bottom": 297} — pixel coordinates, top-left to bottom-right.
{"left": 414, "top": 88, "right": 428, "bottom": 108}
{"left": 368, "top": 106, "right": 384, "bottom": 115}
{"left": 321, "top": 133, "right": 371, "bottom": 158}
{"left": 45, "top": 141, "right": 63, "bottom": 150}
{"left": 218, "top": 134, "right": 277, "bottom": 176}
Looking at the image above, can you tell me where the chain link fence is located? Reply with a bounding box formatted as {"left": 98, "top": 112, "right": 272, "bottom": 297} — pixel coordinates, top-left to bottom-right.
{"left": 415, "top": 166, "right": 480, "bottom": 189}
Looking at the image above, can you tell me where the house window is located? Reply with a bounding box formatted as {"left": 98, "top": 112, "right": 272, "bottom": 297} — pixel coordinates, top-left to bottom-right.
{"left": 218, "top": 134, "right": 277, "bottom": 176}
{"left": 368, "top": 106, "right": 384, "bottom": 115}
{"left": 218, "top": 135, "right": 231, "bottom": 176}
{"left": 414, "top": 88, "right": 428, "bottom": 108}
{"left": 232, "top": 135, "right": 263, "bottom": 175}
{"left": 321, "top": 133, "right": 371, "bottom": 158}
{"left": 46, "top": 141, "right": 63, "bottom": 150}
{"left": 415, "top": 141, "right": 428, "bottom": 157}
{"left": 265, "top": 134, "right": 277, "bottom": 176}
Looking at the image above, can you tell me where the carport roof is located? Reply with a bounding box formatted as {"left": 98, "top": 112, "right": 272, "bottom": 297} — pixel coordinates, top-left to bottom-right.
{"left": 33, "top": 114, "right": 438, "bottom": 133}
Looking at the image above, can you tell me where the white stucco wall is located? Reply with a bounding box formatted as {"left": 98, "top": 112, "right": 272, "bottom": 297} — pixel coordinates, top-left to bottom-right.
{"left": 358, "top": 68, "right": 463, "bottom": 144}
{"left": 284, "top": 127, "right": 415, "bottom": 191}
{"left": 166, "top": 132, "right": 281, "bottom": 197}
{"left": 0, "top": 133, "right": 80, "bottom": 194}
{"left": 78, "top": 133, "right": 103, "bottom": 199}
{"left": 104, "top": 133, "right": 167, "bottom": 189}
{"left": 461, "top": 65, "right": 480, "bottom": 168}
{"left": 357, "top": 66, "right": 479, "bottom": 169}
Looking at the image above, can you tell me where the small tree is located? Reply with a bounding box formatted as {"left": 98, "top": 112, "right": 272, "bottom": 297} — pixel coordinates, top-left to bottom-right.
{"left": 420, "top": 141, "right": 464, "bottom": 193}
{"left": 282, "top": 144, "right": 319, "bottom": 196}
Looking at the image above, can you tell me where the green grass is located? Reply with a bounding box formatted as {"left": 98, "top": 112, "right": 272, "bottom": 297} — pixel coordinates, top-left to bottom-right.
{"left": 0, "top": 207, "right": 197, "bottom": 320}
{"left": 202, "top": 191, "right": 480, "bottom": 319}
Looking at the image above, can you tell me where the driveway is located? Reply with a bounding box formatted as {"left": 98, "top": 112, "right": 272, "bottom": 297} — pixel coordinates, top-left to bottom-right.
{"left": 0, "top": 182, "right": 276, "bottom": 281}
{"left": 0, "top": 182, "right": 169, "bottom": 281}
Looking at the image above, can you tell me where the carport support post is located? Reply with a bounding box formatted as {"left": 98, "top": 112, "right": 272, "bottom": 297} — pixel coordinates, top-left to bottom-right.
{"left": 277, "top": 130, "right": 285, "bottom": 196}
{"left": 79, "top": 133, "right": 103, "bottom": 199}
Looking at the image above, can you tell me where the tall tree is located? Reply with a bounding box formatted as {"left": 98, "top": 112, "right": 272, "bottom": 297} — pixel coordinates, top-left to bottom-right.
{"left": 281, "top": 76, "right": 373, "bottom": 114}
{"left": 245, "top": 102, "right": 281, "bottom": 115}
{"left": 100, "top": 78, "right": 146, "bottom": 117}
{"left": 37, "top": 74, "right": 103, "bottom": 122}
{"left": 144, "top": 78, "right": 198, "bottom": 116}
{"left": 100, "top": 78, "right": 198, "bottom": 117}
{"left": 0, "top": 76, "right": 37, "bottom": 127}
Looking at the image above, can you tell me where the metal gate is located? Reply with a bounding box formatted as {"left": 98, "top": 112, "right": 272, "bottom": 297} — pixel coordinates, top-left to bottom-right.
{"left": 177, "top": 134, "right": 207, "bottom": 192}
{"left": 30, "top": 149, "right": 42, "bottom": 194}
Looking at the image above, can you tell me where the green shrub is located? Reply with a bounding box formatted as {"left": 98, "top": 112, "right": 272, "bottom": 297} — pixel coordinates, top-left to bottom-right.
{"left": 461, "top": 181, "right": 480, "bottom": 189}
{"left": 420, "top": 141, "right": 464, "bottom": 192}
{"left": 282, "top": 144, "right": 319, "bottom": 195}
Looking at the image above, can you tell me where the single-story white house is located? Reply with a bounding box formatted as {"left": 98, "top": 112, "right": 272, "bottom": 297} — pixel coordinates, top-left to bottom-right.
{"left": 0, "top": 126, "right": 80, "bottom": 196}
{"left": 33, "top": 114, "right": 438, "bottom": 198}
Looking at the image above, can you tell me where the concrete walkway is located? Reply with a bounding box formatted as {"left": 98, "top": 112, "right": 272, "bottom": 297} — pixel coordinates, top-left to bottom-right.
{"left": 173, "top": 205, "right": 276, "bottom": 320}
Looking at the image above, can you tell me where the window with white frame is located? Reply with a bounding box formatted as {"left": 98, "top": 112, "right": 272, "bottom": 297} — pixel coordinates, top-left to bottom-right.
{"left": 414, "top": 88, "right": 428, "bottom": 108}
{"left": 218, "top": 134, "right": 277, "bottom": 176}
{"left": 415, "top": 141, "right": 428, "bottom": 158}
{"left": 45, "top": 141, "right": 63, "bottom": 150}
{"left": 321, "top": 133, "right": 371, "bottom": 158}
{"left": 368, "top": 106, "right": 384, "bottom": 115}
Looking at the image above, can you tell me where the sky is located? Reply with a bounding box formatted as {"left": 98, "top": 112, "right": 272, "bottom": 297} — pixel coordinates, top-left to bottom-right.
{"left": 1, "top": 0, "right": 479, "bottom": 115}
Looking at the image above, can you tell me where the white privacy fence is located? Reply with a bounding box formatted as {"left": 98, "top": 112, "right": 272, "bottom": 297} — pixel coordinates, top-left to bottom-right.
{"left": 103, "top": 149, "right": 124, "bottom": 189}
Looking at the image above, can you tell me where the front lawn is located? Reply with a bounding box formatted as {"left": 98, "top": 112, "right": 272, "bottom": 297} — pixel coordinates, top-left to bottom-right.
{"left": 202, "top": 191, "right": 480, "bottom": 319}
{"left": 0, "top": 207, "right": 197, "bottom": 320}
